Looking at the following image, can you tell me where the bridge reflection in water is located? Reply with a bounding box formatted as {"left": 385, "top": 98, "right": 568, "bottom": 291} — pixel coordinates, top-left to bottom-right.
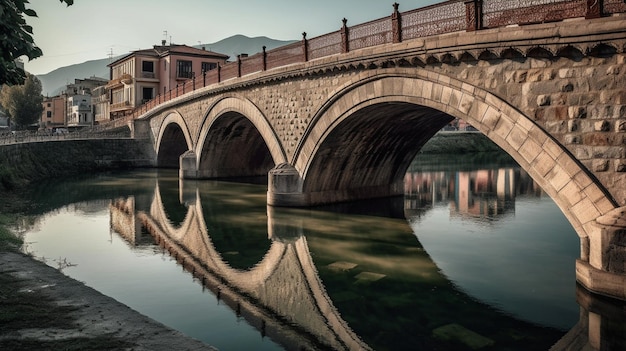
{"left": 109, "top": 167, "right": 625, "bottom": 351}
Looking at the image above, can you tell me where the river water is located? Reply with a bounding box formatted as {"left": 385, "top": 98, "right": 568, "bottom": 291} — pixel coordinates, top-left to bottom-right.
{"left": 18, "top": 152, "right": 608, "bottom": 350}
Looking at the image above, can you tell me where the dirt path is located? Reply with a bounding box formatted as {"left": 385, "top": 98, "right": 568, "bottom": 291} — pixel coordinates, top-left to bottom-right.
{"left": 0, "top": 250, "right": 217, "bottom": 351}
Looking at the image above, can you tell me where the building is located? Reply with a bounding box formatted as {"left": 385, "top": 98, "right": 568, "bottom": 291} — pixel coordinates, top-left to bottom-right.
{"left": 62, "top": 77, "right": 108, "bottom": 96}
{"left": 67, "top": 93, "right": 93, "bottom": 127}
{"left": 41, "top": 95, "right": 67, "bottom": 131}
{"left": 39, "top": 77, "right": 108, "bottom": 130}
{"left": 92, "top": 85, "right": 110, "bottom": 125}
{"left": 106, "top": 43, "right": 229, "bottom": 118}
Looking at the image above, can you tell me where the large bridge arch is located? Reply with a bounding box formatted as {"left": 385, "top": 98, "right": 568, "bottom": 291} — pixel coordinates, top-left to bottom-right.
{"left": 155, "top": 111, "right": 194, "bottom": 168}
{"left": 290, "top": 70, "right": 617, "bottom": 241}
{"left": 187, "top": 96, "right": 287, "bottom": 179}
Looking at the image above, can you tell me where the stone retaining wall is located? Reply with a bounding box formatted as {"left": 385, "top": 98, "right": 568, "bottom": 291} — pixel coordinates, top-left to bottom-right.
{"left": 0, "top": 139, "right": 155, "bottom": 190}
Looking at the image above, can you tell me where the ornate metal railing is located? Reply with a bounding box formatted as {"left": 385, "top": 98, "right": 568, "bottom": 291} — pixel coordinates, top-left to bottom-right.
{"left": 94, "top": 0, "right": 626, "bottom": 131}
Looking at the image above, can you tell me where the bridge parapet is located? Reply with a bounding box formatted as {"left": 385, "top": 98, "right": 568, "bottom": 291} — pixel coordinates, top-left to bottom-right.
{"left": 92, "top": 0, "right": 626, "bottom": 132}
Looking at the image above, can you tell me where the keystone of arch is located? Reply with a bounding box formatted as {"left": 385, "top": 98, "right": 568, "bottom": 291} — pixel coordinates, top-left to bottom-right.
{"left": 294, "top": 71, "right": 617, "bottom": 240}
{"left": 195, "top": 95, "right": 287, "bottom": 168}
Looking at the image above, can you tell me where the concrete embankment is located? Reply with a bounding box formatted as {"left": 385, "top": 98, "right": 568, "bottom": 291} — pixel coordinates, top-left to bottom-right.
{"left": 0, "top": 138, "right": 154, "bottom": 191}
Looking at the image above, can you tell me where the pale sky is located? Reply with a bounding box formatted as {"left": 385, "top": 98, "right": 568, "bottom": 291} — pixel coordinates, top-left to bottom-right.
{"left": 24, "top": 0, "right": 440, "bottom": 75}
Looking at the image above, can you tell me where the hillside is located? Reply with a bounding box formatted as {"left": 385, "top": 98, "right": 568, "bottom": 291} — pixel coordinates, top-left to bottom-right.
{"left": 35, "top": 35, "right": 296, "bottom": 96}
{"left": 200, "top": 35, "right": 294, "bottom": 60}
{"left": 36, "top": 58, "right": 112, "bottom": 96}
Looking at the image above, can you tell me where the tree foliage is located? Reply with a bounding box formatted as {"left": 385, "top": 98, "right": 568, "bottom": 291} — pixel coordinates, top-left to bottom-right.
{"left": 0, "top": 73, "right": 44, "bottom": 129}
{"left": 0, "top": 0, "right": 74, "bottom": 86}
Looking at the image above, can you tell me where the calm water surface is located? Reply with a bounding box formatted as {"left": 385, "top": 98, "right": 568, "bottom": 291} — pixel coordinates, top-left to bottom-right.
{"left": 20, "top": 153, "right": 601, "bottom": 350}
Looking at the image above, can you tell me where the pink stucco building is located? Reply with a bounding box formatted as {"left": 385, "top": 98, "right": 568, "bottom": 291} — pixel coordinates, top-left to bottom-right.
{"left": 106, "top": 43, "right": 229, "bottom": 118}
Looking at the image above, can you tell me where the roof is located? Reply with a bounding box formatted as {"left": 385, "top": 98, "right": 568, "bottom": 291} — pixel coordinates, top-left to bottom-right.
{"left": 108, "top": 44, "right": 229, "bottom": 67}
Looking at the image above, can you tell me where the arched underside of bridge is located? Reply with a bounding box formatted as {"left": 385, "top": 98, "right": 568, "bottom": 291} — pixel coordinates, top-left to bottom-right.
{"left": 196, "top": 112, "right": 274, "bottom": 179}
{"left": 275, "top": 72, "right": 625, "bottom": 299}
{"left": 303, "top": 102, "right": 453, "bottom": 205}
{"left": 156, "top": 112, "right": 193, "bottom": 168}
{"left": 279, "top": 73, "right": 616, "bottom": 241}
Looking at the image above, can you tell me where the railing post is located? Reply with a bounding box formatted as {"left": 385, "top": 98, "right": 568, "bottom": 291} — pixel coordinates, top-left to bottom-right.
{"left": 203, "top": 71, "right": 206, "bottom": 87}
{"left": 217, "top": 63, "right": 221, "bottom": 83}
{"left": 465, "top": 0, "right": 483, "bottom": 32}
{"left": 341, "top": 18, "right": 349, "bottom": 53}
{"left": 302, "top": 32, "right": 308, "bottom": 62}
{"left": 392, "top": 3, "right": 402, "bottom": 43}
{"left": 237, "top": 54, "right": 242, "bottom": 77}
{"left": 586, "top": 0, "right": 603, "bottom": 19}
{"left": 262, "top": 46, "right": 267, "bottom": 71}
{"left": 192, "top": 75, "right": 196, "bottom": 90}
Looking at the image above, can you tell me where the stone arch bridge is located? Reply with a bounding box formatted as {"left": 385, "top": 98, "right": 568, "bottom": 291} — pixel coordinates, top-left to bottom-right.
{"left": 104, "top": 1, "right": 626, "bottom": 301}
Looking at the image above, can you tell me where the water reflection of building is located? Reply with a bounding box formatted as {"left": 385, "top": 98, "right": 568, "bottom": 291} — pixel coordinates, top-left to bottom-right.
{"left": 404, "top": 167, "right": 543, "bottom": 222}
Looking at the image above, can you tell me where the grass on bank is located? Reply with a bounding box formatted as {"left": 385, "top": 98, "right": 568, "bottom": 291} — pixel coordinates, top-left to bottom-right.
{"left": 0, "top": 211, "right": 22, "bottom": 252}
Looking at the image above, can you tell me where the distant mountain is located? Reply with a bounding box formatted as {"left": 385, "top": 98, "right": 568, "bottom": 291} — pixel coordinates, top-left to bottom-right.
{"left": 36, "top": 57, "right": 112, "bottom": 97}
{"left": 35, "top": 35, "right": 296, "bottom": 96}
{"left": 199, "top": 35, "right": 295, "bottom": 60}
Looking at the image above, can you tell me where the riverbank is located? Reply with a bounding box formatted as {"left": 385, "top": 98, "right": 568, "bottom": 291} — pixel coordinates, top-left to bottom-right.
{"left": 0, "top": 249, "right": 216, "bottom": 351}
{"left": 1, "top": 191, "right": 216, "bottom": 349}
{"left": 418, "top": 131, "right": 503, "bottom": 154}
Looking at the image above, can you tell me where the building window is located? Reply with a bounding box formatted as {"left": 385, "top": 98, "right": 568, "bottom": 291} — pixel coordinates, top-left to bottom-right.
{"left": 201, "top": 62, "right": 217, "bottom": 73}
{"left": 46, "top": 111, "right": 52, "bottom": 118}
{"left": 142, "top": 61, "right": 155, "bottom": 78}
{"left": 142, "top": 61, "right": 154, "bottom": 72}
{"left": 177, "top": 60, "right": 193, "bottom": 78}
{"left": 142, "top": 87, "right": 154, "bottom": 102}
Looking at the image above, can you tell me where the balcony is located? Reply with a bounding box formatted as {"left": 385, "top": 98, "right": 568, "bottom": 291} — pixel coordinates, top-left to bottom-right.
{"left": 111, "top": 101, "right": 132, "bottom": 111}
{"left": 105, "top": 73, "right": 133, "bottom": 89}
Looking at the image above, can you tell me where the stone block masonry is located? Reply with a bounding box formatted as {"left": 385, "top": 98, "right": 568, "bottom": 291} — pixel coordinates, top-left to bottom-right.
{"left": 436, "top": 53, "right": 626, "bottom": 207}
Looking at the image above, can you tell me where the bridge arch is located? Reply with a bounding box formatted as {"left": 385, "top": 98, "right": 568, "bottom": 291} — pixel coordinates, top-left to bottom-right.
{"left": 293, "top": 70, "right": 616, "bottom": 240}
{"left": 191, "top": 96, "right": 287, "bottom": 178}
{"left": 155, "top": 111, "right": 194, "bottom": 168}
